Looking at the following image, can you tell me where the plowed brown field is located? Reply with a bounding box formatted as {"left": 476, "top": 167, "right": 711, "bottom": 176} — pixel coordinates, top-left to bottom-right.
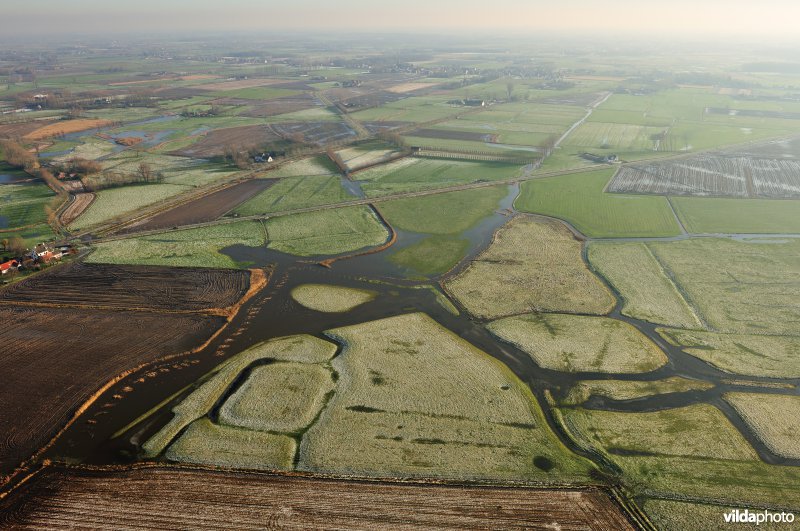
{"left": 0, "top": 262, "right": 251, "bottom": 311}
{"left": 0, "top": 465, "right": 638, "bottom": 530}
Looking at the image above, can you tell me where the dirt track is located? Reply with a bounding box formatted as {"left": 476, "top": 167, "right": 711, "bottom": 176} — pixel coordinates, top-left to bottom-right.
{"left": 0, "top": 465, "right": 639, "bottom": 530}
{"left": 58, "top": 192, "right": 94, "bottom": 226}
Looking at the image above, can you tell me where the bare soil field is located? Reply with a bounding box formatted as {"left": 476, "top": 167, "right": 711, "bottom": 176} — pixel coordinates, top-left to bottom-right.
{"left": 0, "top": 465, "right": 637, "bottom": 530}
{"left": 23, "top": 119, "right": 113, "bottom": 141}
{"left": 0, "top": 305, "right": 227, "bottom": 480}
{"left": 0, "top": 121, "right": 51, "bottom": 138}
{"left": 58, "top": 192, "right": 94, "bottom": 226}
{"left": 170, "top": 125, "right": 283, "bottom": 158}
{"left": 118, "top": 178, "right": 274, "bottom": 233}
{"left": 0, "top": 262, "right": 251, "bottom": 311}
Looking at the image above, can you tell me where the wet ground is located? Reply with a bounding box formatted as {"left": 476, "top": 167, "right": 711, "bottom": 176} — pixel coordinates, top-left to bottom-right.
{"left": 31, "top": 183, "right": 800, "bottom": 488}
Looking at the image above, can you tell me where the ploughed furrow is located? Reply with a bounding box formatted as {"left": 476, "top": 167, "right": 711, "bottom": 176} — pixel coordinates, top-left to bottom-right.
{"left": 0, "top": 262, "right": 250, "bottom": 312}
{"left": 0, "top": 466, "right": 638, "bottom": 530}
{"left": 0, "top": 305, "right": 228, "bottom": 480}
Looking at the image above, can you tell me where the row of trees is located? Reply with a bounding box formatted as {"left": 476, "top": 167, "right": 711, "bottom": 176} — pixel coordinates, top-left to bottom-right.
{"left": 0, "top": 139, "right": 37, "bottom": 172}
{"left": 82, "top": 162, "right": 163, "bottom": 192}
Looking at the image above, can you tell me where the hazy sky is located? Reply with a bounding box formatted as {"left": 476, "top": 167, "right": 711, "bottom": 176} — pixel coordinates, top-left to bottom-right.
{"left": 5, "top": 0, "right": 800, "bottom": 40}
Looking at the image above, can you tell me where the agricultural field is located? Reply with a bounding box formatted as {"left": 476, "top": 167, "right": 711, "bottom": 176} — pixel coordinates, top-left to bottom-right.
{"left": 389, "top": 236, "right": 470, "bottom": 277}
{"left": 356, "top": 157, "right": 522, "bottom": 197}
{"left": 335, "top": 143, "right": 402, "bottom": 171}
{"left": 647, "top": 237, "right": 800, "bottom": 335}
{"left": 234, "top": 175, "right": 353, "bottom": 215}
{"left": 118, "top": 179, "right": 274, "bottom": 233}
{"left": 0, "top": 466, "right": 637, "bottom": 530}
{"left": 87, "top": 221, "right": 266, "bottom": 268}
{"left": 644, "top": 499, "right": 788, "bottom": 531}
{"left": 563, "top": 122, "right": 668, "bottom": 152}
{"left": 610, "top": 150, "right": 800, "bottom": 199}
{"left": 725, "top": 393, "right": 800, "bottom": 459}
{"left": 445, "top": 216, "right": 615, "bottom": 318}
{"left": 290, "top": 284, "right": 376, "bottom": 313}
{"left": 218, "top": 363, "right": 335, "bottom": 433}
{"left": 301, "top": 313, "right": 595, "bottom": 482}
{"left": 0, "top": 304, "right": 228, "bottom": 478}
{"left": 564, "top": 404, "right": 756, "bottom": 460}
{"left": 169, "top": 125, "right": 284, "bottom": 158}
{"left": 378, "top": 186, "right": 508, "bottom": 276}
{"left": 22, "top": 119, "right": 113, "bottom": 140}
{"left": 0, "top": 262, "right": 251, "bottom": 311}
{"left": 0, "top": 183, "right": 57, "bottom": 230}
{"left": 562, "top": 377, "right": 713, "bottom": 405}
{"left": 670, "top": 196, "right": 800, "bottom": 233}
{"left": 488, "top": 314, "right": 667, "bottom": 373}
{"left": 560, "top": 404, "right": 800, "bottom": 507}
{"left": 349, "top": 96, "right": 466, "bottom": 124}
{"left": 264, "top": 206, "right": 389, "bottom": 257}
{"left": 6, "top": 31, "right": 800, "bottom": 525}
{"left": 516, "top": 169, "right": 682, "bottom": 238}
{"left": 264, "top": 155, "right": 337, "bottom": 178}
{"left": 588, "top": 242, "right": 703, "bottom": 328}
{"left": 143, "top": 334, "right": 337, "bottom": 458}
{"left": 378, "top": 186, "right": 508, "bottom": 235}
{"left": 164, "top": 418, "right": 296, "bottom": 471}
{"left": 659, "top": 329, "right": 800, "bottom": 378}
{"left": 69, "top": 183, "right": 196, "bottom": 231}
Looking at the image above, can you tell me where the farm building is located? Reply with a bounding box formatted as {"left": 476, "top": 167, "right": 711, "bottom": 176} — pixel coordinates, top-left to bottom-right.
{"left": 0, "top": 260, "right": 20, "bottom": 275}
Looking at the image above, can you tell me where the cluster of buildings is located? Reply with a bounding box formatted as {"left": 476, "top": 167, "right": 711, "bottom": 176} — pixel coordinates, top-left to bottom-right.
{"left": 0, "top": 243, "right": 72, "bottom": 277}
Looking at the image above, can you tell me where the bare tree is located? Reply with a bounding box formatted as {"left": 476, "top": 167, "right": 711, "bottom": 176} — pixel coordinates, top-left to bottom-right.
{"left": 8, "top": 236, "right": 26, "bottom": 255}
{"left": 506, "top": 81, "right": 515, "bottom": 101}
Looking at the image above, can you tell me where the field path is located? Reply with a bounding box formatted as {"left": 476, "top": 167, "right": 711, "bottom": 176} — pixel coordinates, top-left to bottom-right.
{"left": 554, "top": 91, "right": 612, "bottom": 149}
{"left": 665, "top": 196, "right": 688, "bottom": 235}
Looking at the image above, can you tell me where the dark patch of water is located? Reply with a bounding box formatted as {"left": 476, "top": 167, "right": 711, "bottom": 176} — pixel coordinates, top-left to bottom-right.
{"left": 38, "top": 184, "right": 800, "bottom": 480}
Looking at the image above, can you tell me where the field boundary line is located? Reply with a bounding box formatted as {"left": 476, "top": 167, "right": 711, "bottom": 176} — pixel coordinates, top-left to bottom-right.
{"left": 666, "top": 196, "right": 689, "bottom": 235}
{"left": 643, "top": 243, "right": 711, "bottom": 331}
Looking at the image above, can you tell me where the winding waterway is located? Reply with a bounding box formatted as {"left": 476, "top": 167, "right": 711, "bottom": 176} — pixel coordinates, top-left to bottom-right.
{"left": 40, "top": 184, "right": 800, "bottom": 485}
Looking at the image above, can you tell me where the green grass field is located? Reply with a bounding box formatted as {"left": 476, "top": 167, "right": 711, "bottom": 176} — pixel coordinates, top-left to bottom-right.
{"left": 388, "top": 235, "right": 470, "bottom": 276}
{"left": 561, "top": 404, "right": 800, "bottom": 507}
{"left": 300, "top": 313, "right": 596, "bottom": 482}
{"left": 0, "top": 184, "right": 57, "bottom": 230}
{"left": 378, "top": 186, "right": 507, "bottom": 235}
{"left": 648, "top": 237, "right": 800, "bottom": 335}
{"left": 516, "top": 169, "right": 682, "bottom": 237}
{"left": 357, "top": 158, "right": 522, "bottom": 197}
{"left": 235, "top": 175, "right": 354, "bottom": 215}
{"left": 88, "top": 221, "right": 266, "bottom": 268}
{"left": 671, "top": 197, "right": 800, "bottom": 234}
{"left": 264, "top": 206, "right": 389, "bottom": 257}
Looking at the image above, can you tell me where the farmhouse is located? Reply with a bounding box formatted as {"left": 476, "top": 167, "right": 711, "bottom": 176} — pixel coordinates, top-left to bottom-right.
{"left": 0, "top": 260, "right": 19, "bottom": 275}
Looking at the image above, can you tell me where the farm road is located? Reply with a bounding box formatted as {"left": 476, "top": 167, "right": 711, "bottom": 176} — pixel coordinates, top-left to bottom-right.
{"left": 554, "top": 91, "right": 612, "bottom": 149}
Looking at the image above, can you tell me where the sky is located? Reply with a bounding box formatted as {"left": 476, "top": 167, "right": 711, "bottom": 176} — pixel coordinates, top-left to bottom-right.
{"left": 4, "top": 0, "right": 800, "bottom": 40}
